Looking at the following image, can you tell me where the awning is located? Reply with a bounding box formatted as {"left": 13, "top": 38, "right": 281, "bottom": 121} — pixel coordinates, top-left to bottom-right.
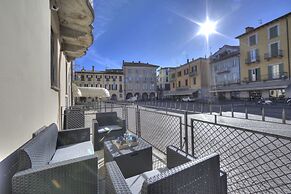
{"left": 72, "top": 84, "right": 110, "bottom": 99}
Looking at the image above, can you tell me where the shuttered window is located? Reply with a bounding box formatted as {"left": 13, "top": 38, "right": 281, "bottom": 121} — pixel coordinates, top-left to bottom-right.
{"left": 269, "top": 25, "right": 279, "bottom": 39}
{"left": 270, "top": 42, "right": 279, "bottom": 57}
{"left": 249, "top": 34, "right": 257, "bottom": 46}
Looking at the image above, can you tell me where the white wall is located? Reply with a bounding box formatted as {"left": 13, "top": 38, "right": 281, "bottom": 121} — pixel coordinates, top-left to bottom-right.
{"left": 0, "top": 0, "right": 68, "bottom": 160}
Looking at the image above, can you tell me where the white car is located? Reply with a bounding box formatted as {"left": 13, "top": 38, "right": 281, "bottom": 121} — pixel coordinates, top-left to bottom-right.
{"left": 127, "top": 96, "right": 137, "bottom": 102}
{"left": 257, "top": 98, "right": 272, "bottom": 105}
{"left": 182, "top": 97, "right": 195, "bottom": 102}
{"left": 287, "top": 98, "right": 291, "bottom": 106}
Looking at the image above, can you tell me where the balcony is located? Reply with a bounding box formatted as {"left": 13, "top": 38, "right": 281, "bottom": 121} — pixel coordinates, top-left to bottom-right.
{"left": 189, "top": 71, "right": 198, "bottom": 76}
{"left": 245, "top": 55, "right": 260, "bottom": 65}
{"left": 244, "top": 72, "right": 288, "bottom": 83}
{"left": 2, "top": 102, "right": 291, "bottom": 193}
{"left": 264, "top": 50, "right": 283, "bottom": 60}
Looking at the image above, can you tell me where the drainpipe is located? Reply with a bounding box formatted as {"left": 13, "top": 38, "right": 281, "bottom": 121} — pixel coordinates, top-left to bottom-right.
{"left": 286, "top": 17, "right": 291, "bottom": 80}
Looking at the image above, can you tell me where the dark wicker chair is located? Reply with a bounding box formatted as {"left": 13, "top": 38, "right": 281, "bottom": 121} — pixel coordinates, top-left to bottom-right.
{"left": 11, "top": 123, "right": 98, "bottom": 194}
{"left": 106, "top": 145, "right": 227, "bottom": 194}
{"left": 63, "top": 108, "right": 85, "bottom": 129}
{"left": 93, "top": 112, "right": 126, "bottom": 150}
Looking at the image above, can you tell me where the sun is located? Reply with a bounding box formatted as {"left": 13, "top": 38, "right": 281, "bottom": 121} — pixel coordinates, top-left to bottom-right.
{"left": 197, "top": 18, "right": 218, "bottom": 39}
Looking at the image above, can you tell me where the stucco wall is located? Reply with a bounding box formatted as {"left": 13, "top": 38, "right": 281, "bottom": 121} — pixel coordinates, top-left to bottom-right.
{"left": 0, "top": 1, "right": 65, "bottom": 160}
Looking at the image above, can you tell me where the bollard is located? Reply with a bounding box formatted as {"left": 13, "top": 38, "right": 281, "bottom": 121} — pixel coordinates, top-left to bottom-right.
{"left": 262, "top": 107, "right": 265, "bottom": 121}
{"left": 282, "top": 108, "right": 286, "bottom": 124}
{"left": 214, "top": 115, "right": 217, "bottom": 124}
{"left": 209, "top": 104, "right": 212, "bottom": 115}
{"left": 219, "top": 105, "right": 222, "bottom": 116}
{"left": 231, "top": 104, "right": 234, "bottom": 117}
{"left": 245, "top": 106, "right": 248, "bottom": 119}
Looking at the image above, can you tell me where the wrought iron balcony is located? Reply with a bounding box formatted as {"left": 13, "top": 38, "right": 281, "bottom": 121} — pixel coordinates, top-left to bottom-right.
{"left": 245, "top": 56, "right": 260, "bottom": 65}
{"left": 264, "top": 49, "right": 283, "bottom": 60}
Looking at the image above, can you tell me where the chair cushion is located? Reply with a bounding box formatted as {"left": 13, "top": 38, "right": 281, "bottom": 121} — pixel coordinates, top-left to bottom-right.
{"left": 126, "top": 170, "right": 161, "bottom": 194}
{"left": 49, "top": 141, "right": 94, "bottom": 164}
{"left": 98, "top": 125, "right": 123, "bottom": 133}
{"left": 96, "top": 112, "right": 118, "bottom": 126}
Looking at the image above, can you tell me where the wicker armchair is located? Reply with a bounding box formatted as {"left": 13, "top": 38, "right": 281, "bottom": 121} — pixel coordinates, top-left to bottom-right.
{"left": 93, "top": 112, "right": 126, "bottom": 150}
{"left": 11, "top": 124, "right": 98, "bottom": 194}
{"left": 106, "top": 145, "right": 227, "bottom": 194}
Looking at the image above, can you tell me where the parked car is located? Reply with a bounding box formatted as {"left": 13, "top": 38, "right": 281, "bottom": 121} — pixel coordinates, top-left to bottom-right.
{"left": 127, "top": 96, "right": 137, "bottom": 102}
{"left": 257, "top": 98, "right": 273, "bottom": 105}
{"left": 287, "top": 98, "right": 291, "bottom": 106}
{"left": 182, "top": 97, "right": 195, "bottom": 102}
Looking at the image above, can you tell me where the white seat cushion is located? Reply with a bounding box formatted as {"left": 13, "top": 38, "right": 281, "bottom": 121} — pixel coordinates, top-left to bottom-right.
{"left": 50, "top": 141, "right": 94, "bottom": 164}
{"left": 126, "top": 169, "right": 161, "bottom": 194}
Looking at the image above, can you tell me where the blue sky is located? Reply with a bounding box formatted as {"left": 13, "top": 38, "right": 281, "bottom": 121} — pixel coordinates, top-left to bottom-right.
{"left": 75, "top": 0, "right": 291, "bottom": 71}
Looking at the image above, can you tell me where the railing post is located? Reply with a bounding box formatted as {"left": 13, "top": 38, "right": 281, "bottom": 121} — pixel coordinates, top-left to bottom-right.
{"left": 186, "top": 103, "right": 189, "bottom": 111}
{"left": 179, "top": 102, "right": 182, "bottom": 110}
{"left": 209, "top": 103, "right": 212, "bottom": 115}
{"left": 193, "top": 103, "right": 195, "bottom": 113}
{"left": 111, "top": 102, "right": 113, "bottom": 112}
{"left": 136, "top": 105, "right": 141, "bottom": 137}
{"left": 214, "top": 114, "right": 217, "bottom": 124}
{"left": 175, "top": 102, "right": 177, "bottom": 109}
{"left": 104, "top": 102, "right": 107, "bottom": 112}
{"left": 190, "top": 118, "right": 194, "bottom": 156}
{"left": 245, "top": 106, "right": 248, "bottom": 119}
{"left": 201, "top": 104, "right": 203, "bottom": 113}
{"left": 282, "top": 108, "right": 286, "bottom": 124}
{"left": 184, "top": 111, "right": 189, "bottom": 154}
{"left": 262, "top": 107, "right": 265, "bottom": 121}
{"left": 219, "top": 105, "right": 222, "bottom": 116}
{"left": 231, "top": 104, "right": 234, "bottom": 117}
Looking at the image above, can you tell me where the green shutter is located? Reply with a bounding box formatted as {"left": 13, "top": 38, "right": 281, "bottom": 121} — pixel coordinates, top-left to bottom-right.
{"left": 279, "top": 63, "right": 284, "bottom": 77}
{"left": 255, "top": 49, "right": 259, "bottom": 61}
{"left": 248, "top": 69, "right": 252, "bottom": 81}
{"left": 268, "top": 66, "right": 272, "bottom": 80}
{"left": 257, "top": 68, "right": 261, "bottom": 81}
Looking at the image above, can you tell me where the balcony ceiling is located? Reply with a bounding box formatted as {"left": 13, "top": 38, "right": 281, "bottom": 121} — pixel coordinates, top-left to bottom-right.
{"left": 57, "top": 0, "right": 94, "bottom": 61}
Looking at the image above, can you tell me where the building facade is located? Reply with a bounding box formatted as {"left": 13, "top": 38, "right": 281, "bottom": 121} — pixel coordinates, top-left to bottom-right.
{"left": 123, "top": 61, "right": 159, "bottom": 100}
{"left": 235, "top": 12, "right": 291, "bottom": 100}
{"left": 168, "top": 58, "right": 210, "bottom": 99}
{"left": 0, "top": 0, "right": 93, "bottom": 161}
{"left": 74, "top": 67, "right": 124, "bottom": 101}
{"left": 157, "top": 67, "right": 175, "bottom": 99}
{"left": 209, "top": 45, "right": 240, "bottom": 99}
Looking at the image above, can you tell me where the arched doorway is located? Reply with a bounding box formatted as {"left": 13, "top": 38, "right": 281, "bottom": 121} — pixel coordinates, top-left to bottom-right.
{"left": 126, "top": 93, "right": 133, "bottom": 99}
{"left": 111, "top": 94, "right": 117, "bottom": 101}
{"left": 134, "top": 93, "right": 140, "bottom": 100}
{"left": 142, "top": 93, "right": 148, "bottom": 101}
{"left": 149, "top": 92, "right": 155, "bottom": 100}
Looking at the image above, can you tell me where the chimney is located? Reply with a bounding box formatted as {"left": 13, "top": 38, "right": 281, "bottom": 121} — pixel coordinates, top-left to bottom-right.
{"left": 192, "top": 58, "right": 194, "bottom": 61}
{"left": 122, "top": 60, "right": 125, "bottom": 64}
{"left": 92, "top": 65, "right": 95, "bottom": 72}
{"left": 187, "top": 59, "right": 189, "bottom": 63}
{"left": 245, "top": 27, "right": 254, "bottom": 32}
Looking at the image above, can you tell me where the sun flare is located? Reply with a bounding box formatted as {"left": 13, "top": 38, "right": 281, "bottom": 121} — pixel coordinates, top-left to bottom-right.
{"left": 197, "top": 18, "right": 218, "bottom": 38}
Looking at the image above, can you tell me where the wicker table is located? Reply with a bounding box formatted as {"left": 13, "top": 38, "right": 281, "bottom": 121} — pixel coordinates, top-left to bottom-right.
{"left": 104, "top": 138, "right": 152, "bottom": 178}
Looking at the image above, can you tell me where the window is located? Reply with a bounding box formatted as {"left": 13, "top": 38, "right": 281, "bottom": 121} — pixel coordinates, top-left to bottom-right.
{"left": 178, "top": 81, "right": 181, "bottom": 87}
{"left": 250, "top": 49, "right": 258, "bottom": 62}
{"left": 119, "top": 84, "right": 122, "bottom": 91}
{"left": 50, "top": 29, "right": 59, "bottom": 90}
{"left": 81, "top": 75, "right": 85, "bottom": 81}
{"left": 248, "top": 68, "right": 260, "bottom": 82}
{"left": 268, "top": 64, "right": 283, "bottom": 79}
{"left": 166, "top": 77, "right": 168, "bottom": 82}
{"left": 249, "top": 34, "right": 257, "bottom": 46}
{"left": 270, "top": 42, "right": 279, "bottom": 57}
{"left": 269, "top": 25, "right": 279, "bottom": 39}
{"left": 193, "top": 77, "right": 196, "bottom": 85}
{"left": 120, "top": 94, "right": 123, "bottom": 98}
{"left": 185, "top": 79, "right": 188, "bottom": 86}
{"left": 172, "top": 82, "right": 175, "bottom": 88}
{"left": 119, "top": 76, "right": 122, "bottom": 81}
{"left": 177, "top": 71, "right": 182, "bottom": 77}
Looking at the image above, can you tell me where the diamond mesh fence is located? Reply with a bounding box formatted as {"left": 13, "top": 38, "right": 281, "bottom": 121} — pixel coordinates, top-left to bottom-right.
{"left": 127, "top": 106, "right": 137, "bottom": 134}
{"left": 191, "top": 118, "right": 291, "bottom": 193}
{"left": 139, "top": 109, "right": 182, "bottom": 153}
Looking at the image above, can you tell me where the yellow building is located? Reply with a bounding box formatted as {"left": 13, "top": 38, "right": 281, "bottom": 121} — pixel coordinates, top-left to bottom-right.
{"left": 167, "top": 58, "right": 210, "bottom": 99}
{"left": 236, "top": 12, "right": 291, "bottom": 99}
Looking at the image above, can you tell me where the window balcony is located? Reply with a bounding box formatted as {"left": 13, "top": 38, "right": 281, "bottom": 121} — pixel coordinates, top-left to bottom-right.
{"left": 245, "top": 56, "right": 260, "bottom": 65}
{"left": 189, "top": 71, "right": 198, "bottom": 76}
{"left": 264, "top": 49, "right": 283, "bottom": 60}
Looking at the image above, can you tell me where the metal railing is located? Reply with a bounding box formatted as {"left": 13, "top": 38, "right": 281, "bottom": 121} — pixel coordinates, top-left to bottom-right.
{"left": 190, "top": 118, "right": 291, "bottom": 193}
{"left": 264, "top": 49, "right": 283, "bottom": 60}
